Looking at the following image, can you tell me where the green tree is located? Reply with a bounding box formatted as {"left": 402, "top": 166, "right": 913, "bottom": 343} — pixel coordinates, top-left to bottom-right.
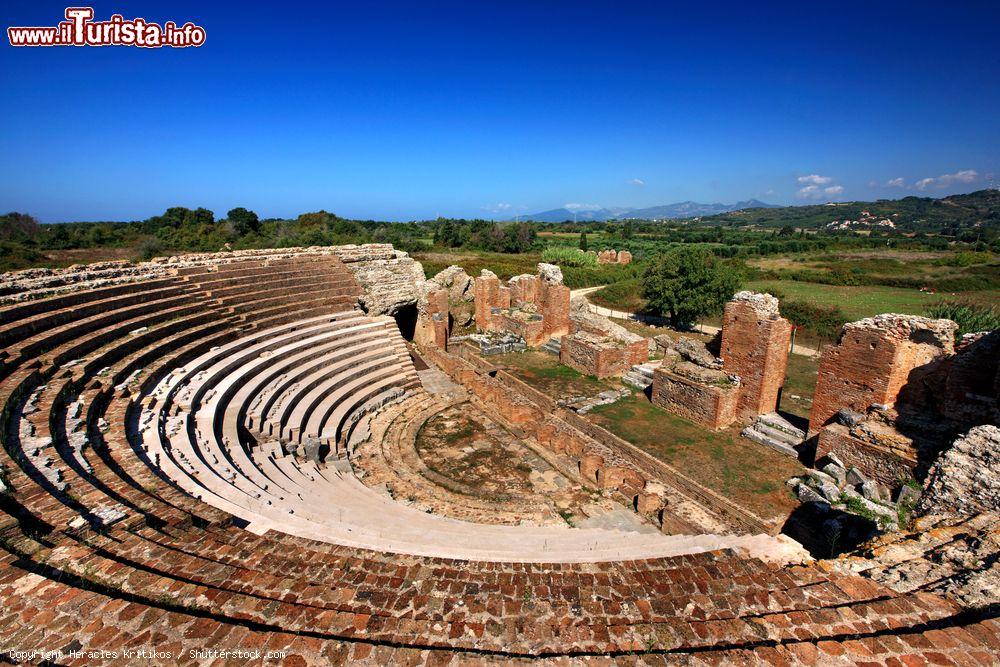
{"left": 579, "top": 231, "right": 588, "bottom": 252}
{"left": 0, "top": 212, "right": 40, "bottom": 242}
{"left": 227, "top": 207, "right": 260, "bottom": 235}
{"left": 641, "top": 247, "right": 742, "bottom": 327}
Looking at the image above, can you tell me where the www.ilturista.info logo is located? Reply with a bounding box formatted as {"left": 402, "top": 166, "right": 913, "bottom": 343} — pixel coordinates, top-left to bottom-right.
{"left": 8, "top": 7, "right": 206, "bottom": 48}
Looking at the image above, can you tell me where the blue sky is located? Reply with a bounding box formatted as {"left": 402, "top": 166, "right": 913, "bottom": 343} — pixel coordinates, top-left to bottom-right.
{"left": 2, "top": 1, "right": 998, "bottom": 222}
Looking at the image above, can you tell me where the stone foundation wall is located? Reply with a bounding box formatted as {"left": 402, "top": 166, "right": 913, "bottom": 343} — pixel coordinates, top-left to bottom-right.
{"left": 815, "top": 423, "right": 918, "bottom": 486}
{"left": 651, "top": 368, "right": 739, "bottom": 430}
{"left": 560, "top": 333, "right": 648, "bottom": 378}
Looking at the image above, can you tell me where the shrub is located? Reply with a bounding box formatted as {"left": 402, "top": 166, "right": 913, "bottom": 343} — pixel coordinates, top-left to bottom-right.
{"left": 133, "top": 237, "right": 164, "bottom": 261}
{"left": 541, "top": 246, "right": 597, "bottom": 267}
{"left": 933, "top": 251, "right": 994, "bottom": 267}
{"left": 779, "top": 299, "right": 849, "bottom": 341}
{"left": 925, "top": 300, "right": 1000, "bottom": 336}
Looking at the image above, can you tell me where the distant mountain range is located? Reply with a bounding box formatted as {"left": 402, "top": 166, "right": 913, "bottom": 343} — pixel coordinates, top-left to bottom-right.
{"left": 518, "top": 199, "right": 779, "bottom": 222}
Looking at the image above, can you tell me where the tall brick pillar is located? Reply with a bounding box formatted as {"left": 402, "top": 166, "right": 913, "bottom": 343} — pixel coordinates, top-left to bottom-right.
{"left": 538, "top": 281, "right": 570, "bottom": 339}
{"left": 808, "top": 314, "right": 957, "bottom": 436}
{"left": 473, "top": 270, "right": 502, "bottom": 332}
{"left": 720, "top": 292, "right": 792, "bottom": 421}
{"left": 414, "top": 287, "right": 450, "bottom": 349}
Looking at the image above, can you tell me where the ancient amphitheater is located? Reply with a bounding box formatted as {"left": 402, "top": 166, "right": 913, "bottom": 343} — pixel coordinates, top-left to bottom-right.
{"left": 0, "top": 244, "right": 996, "bottom": 665}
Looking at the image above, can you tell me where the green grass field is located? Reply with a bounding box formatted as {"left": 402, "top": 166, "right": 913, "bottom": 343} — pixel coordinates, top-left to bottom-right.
{"left": 587, "top": 394, "right": 803, "bottom": 520}
{"left": 491, "top": 350, "right": 615, "bottom": 399}
{"left": 745, "top": 279, "right": 998, "bottom": 321}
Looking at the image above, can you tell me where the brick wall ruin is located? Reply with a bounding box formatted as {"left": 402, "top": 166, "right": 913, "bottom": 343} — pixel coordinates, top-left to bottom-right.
{"left": 813, "top": 323, "right": 998, "bottom": 484}
{"left": 651, "top": 292, "right": 788, "bottom": 430}
{"left": 651, "top": 365, "right": 740, "bottom": 430}
{"left": 720, "top": 291, "right": 792, "bottom": 420}
{"left": 596, "top": 249, "right": 632, "bottom": 265}
{"left": 473, "top": 263, "right": 569, "bottom": 346}
{"left": 559, "top": 299, "right": 649, "bottom": 377}
{"left": 809, "top": 314, "right": 957, "bottom": 436}
{"left": 412, "top": 266, "right": 476, "bottom": 349}
{"left": 423, "top": 342, "right": 770, "bottom": 535}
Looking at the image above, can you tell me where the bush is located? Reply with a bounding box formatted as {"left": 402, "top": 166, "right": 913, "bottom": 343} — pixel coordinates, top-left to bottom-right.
{"left": 779, "top": 300, "right": 849, "bottom": 341}
{"left": 0, "top": 241, "right": 44, "bottom": 272}
{"left": 933, "top": 251, "right": 994, "bottom": 267}
{"left": 133, "top": 237, "right": 164, "bottom": 261}
{"left": 925, "top": 300, "right": 1000, "bottom": 336}
{"left": 541, "top": 246, "right": 597, "bottom": 267}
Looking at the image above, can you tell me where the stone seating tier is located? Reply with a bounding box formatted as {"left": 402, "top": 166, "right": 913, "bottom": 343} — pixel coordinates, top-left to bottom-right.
{"left": 0, "top": 248, "right": 995, "bottom": 663}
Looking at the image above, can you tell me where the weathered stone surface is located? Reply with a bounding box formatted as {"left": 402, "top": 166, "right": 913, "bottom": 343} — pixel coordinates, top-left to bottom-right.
{"left": 673, "top": 336, "right": 722, "bottom": 369}
{"left": 729, "top": 290, "right": 780, "bottom": 318}
{"left": 895, "top": 484, "right": 920, "bottom": 507}
{"left": 835, "top": 408, "right": 866, "bottom": 427}
{"left": 835, "top": 512, "right": 1000, "bottom": 609}
{"left": 821, "top": 463, "right": 847, "bottom": 487}
{"left": 653, "top": 334, "right": 673, "bottom": 355}
{"left": 337, "top": 246, "right": 427, "bottom": 315}
{"left": 797, "top": 484, "right": 826, "bottom": 504}
{"left": 431, "top": 265, "right": 474, "bottom": 302}
{"left": 846, "top": 466, "right": 867, "bottom": 486}
{"left": 861, "top": 479, "right": 884, "bottom": 503}
{"left": 537, "top": 262, "right": 563, "bottom": 284}
{"left": 917, "top": 425, "right": 1000, "bottom": 519}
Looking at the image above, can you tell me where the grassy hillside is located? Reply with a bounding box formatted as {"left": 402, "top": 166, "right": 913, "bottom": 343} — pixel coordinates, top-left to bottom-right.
{"left": 696, "top": 189, "right": 1000, "bottom": 232}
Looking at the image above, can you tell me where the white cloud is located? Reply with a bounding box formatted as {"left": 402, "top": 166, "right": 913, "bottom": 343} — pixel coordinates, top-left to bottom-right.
{"left": 629, "top": 178, "right": 645, "bottom": 186}
{"left": 886, "top": 177, "right": 905, "bottom": 188}
{"left": 564, "top": 203, "right": 602, "bottom": 211}
{"left": 939, "top": 169, "right": 978, "bottom": 185}
{"left": 796, "top": 174, "right": 844, "bottom": 200}
{"left": 483, "top": 202, "right": 516, "bottom": 213}
{"left": 915, "top": 169, "right": 979, "bottom": 191}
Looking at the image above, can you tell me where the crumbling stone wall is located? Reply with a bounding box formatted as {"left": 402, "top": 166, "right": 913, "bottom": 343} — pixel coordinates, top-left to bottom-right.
{"left": 560, "top": 300, "right": 649, "bottom": 377}
{"left": 917, "top": 424, "right": 1000, "bottom": 518}
{"left": 720, "top": 292, "right": 792, "bottom": 421}
{"left": 413, "top": 286, "right": 450, "bottom": 349}
{"left": 412, "top": 266, "right": 476, "bottom": 349}
{"left": 651, "top": 367, "right": 739, "bottom": 430}
{"left": 596, "top": 249, "right": 632, "bottom": 265}
{"left": 808, "top": 314, "right": 957, "bottom": 436}
{"left": 473, "top": 263, "right": 569, "bottom": 345}
{"left": 815, "top": 422, "right": 918, "bottom": 486}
